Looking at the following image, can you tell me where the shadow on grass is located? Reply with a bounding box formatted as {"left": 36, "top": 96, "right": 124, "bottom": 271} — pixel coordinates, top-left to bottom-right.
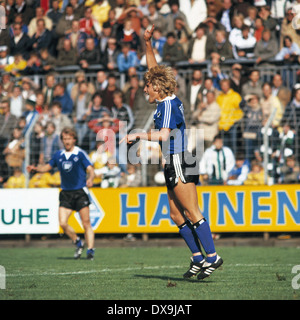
{"left": 134, "top": 274, "right": 213, "bottom": 283}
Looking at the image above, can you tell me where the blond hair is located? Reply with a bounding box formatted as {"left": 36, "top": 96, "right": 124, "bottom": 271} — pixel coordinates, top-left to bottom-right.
{"left": 144, "top": 65, "right": 177, "bottom": 99}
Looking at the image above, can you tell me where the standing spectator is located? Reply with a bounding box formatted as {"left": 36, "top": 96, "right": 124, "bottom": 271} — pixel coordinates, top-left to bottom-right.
{"left": 8, "top": 0, "right": 34, "bottom": 25}
{"left": 165, "top": 0, "right": 190, "bottom": 35}
{"left": 4, "top": 167, "right": 25, "bottom": 189}
{"left": 240, "top": 94, "right": 263, "bottom": 161}
{"left": 241, "top": 69, "right": 263, "bottom": 99}
{"left": 119, "top": 163, "right": 142, "bottom": 187}
{"left": 123, "top": 75, "right": 146, "bottom": 111}
{"left": 101, "top": 37, "right": 120, "bottom": 70}
{"left": 260, "top": 82, "right": 283, "bottom": 128}
{"left": 186, "top": 69, "right": 203, "bottom": 113}
{"left": 179, "top": 0, "right": 207, "bottom": 32}
{"left": 151, "top": 27, "right": 166, "bottom": 59}
{"left": 229, "top": 14, "right": 244, "bottom": 48}
{"left": 216, "top": 79, "right": 243, "bottom": 155}
{"left": 98, "top": 21, "right": 113, "bottom": 55}
{"left": 42, "top": 73, "right": 56, "bottom": 105}
{"left": 9, "top": 85, "right": 25, "bottom": 118}
{"left": 173, "top": 17, "right": 192, "bottom": 55}
{"left": 64, "top": 19, "right": 88, "bottom": 55}
{"left": 79, "top": 6, "right": 96, "bottom": 36}
{"left": 147, "top": 2, "right": 166, "bottom": 35}
{"left": 29, "top": 121, "right": 44, "bottom": 167}
{"left": 53, "top": 83, "right": 73, "bottom": 116}
{"left": 95, "top": 157, "right": 121, "bottom": 188}
{"left": 227, "top": 153, "right": 250, "bottom": 185}
{"left": 280, "top": 7, "right": 300, "bottom": 50}
{"left": 216, "top": 0, "right": 235, "bottom": 32}
{"left": 254, "top": 28, "right": 278, "bottom": 65}
{"left": 95, "top": 70, "right": 108, "bottom": 92}
{"left": 0, "top": 99, "right": 18, "bottom": 146}
{"left": 232, "top": 24, "right": 256, "bottom": 59}
{"left": 49, "top": 101, "right": 73, "bottom": 136}
{"left": 55, "top": 4, "right": 76, "bottom": 38}
{"left": 117, "top": 18, "right": 140, "bottom": 52}
{"left": 56, "top": 38, "right": 78, "bottom": 66}
{"left": 279, "top": 155, "right": 300, "bottom": 184}
{"left": 275, "top": 35, "right": 300, "bottom": 63}
{"left": 229, "top": 63, "right": 247, "bottom": 95}
{"left": 271, "top": 74, "right": 291, "bottom": 110}
{"left": 90, "top": 0, "right": 111, "bottom": 34}
{"left": 191, "top": 90, "right": 221, "bottom": 149}
{"left": 187, "top": 24, "right": 207, "bottom": 64}
{"left": 117, "top": 42, "right": 140, "bottom": 73}
{"left": 199, "top": 135, "right": 235, "bottom": 185}
{"left": 9, "top": 22, "right": 31, "bottom": 59}
{"left": 101, "top": 73, "right": 120, "bottom": 111}
{"left": 47, "top": 0, "right": 62, "bottom": 27}
{"left": 27, "top": 7, "right": 53, "bottom": 37}
{"left": 162, "top": 32, "right": 186, "bottom": 64}
{"left": 79, "top": 37, "right": 101, "bottom": 69}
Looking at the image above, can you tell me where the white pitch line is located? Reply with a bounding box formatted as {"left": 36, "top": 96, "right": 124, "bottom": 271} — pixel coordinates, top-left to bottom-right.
{"left": 5, "top": 263, "right": 295, "bottom": 278}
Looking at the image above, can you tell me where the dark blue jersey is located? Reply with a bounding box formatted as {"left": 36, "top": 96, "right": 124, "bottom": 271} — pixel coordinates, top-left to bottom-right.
{"left": 153, "top": 95, "right": 188, "bottom": 156}
{"left": 49, "top": 146, "right": 92, "bottom": 191}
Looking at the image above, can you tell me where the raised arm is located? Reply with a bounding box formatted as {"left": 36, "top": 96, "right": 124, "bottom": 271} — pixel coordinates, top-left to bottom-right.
{"left": 144, "top": 24, "right": 157, "bottom": 70}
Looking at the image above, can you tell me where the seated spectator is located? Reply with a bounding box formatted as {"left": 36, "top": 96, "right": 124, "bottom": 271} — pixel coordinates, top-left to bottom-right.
{"left": 0, "top": 46, "right": 14, "bottom": 72}
{"left": 260, "top": 82, "right": 283, "bottom": 128}
{"left": 8, "top": 0, "right": 34, "bottom": 26}
{"left": 22, "top": 52, "right": 43, "bottom": 75}
{"left": 53, "top": 83, "right": 73, "bottom": 116}
{"left": 253, "top": 16, "right": 264, "bottom": 41}
{"left": 244, "top": 6, "right": 258, "bottom": 34}
{"left": 147, "top": 2, "right": 167, "bottom": 36}
{"left": 95, "top": 70, "right": 108, "bottom": 92}
{"left": 0, "top": 99, "right": 18, "bottom": 148}
{"left": 241, "top": 69, "right": 263, "bottom": 99}
{"left": 29, "top": 171, "right": 54, "bottom": 188}
{"left": 101, "top": 37, "right": 120, "bottom": 70}
{"left": 69, "top": 70, "right": 95, "bottom": 103}
{"left": 216, "top": 0, "right": 235, "bottom": 33}
{"left": 271, "top": 74, "right": 291, "bottom": 110}
{"left": 116, "top": 18, "right": 140, "bottom": 52}
{"left": 151, "top": 27, "right": 166, "bottom": 58}
{"left": 203, "top": 16, "right": 226, "bottom": 44}
{"left": 254, "top": 28, "right": 278, "bottom": 65}
{"left": 243, "top": 159, "right": 265, "bottom": 185}
{"left": 173, "top": 17, "right": 191, "bottom": 55}
{"left": 89, "top": 0, "right": 111, "bottom": 34}
{"left": 47, "top": 0, "right": 62, "bottom": 27}
{"left": 55, "top": 4, "right": 76, "bottom": 38}
{"left": 123, "top": 74, "right": 146, "bottom": 110}
{"left": 280, "top": 7, "right": 300, "bottom": 50}
{"left": 3, "top": 126, "right": 25, "bottom": 172}
{"left": 191, "top": 90, "right": 220, "bottom": 149}
{"left": 27, "top": 6, "right": 53, "bottom": 37}
{"left": 162, "top": 32, "right": 186, "bottom": 63}
{"left": 187, "top": 24, "right": 207, "bottom": 64}
{"left": 186, "top": 69, "right": 204, "bottom": 112}
{"left": 56, "top": 39, "right": 78, "bottom": 67}
{"left": 279, "top": 155, "right": 300, "bottom": 184}
{"left": 227, "top": 153, "right": 250, "bottom": 185}
{"left": 101, "top": 73, "right": 120, "bottom": 110}
{"left": 33, "top": 91, "right": 44, "bottom": 114}
{"left": 49, "top": 101, "right": 73, "bottom": 136}
{"left": 9, "top": 22, "right": 31, "bottom": 60}
{"left": 4, "top": 167, "right": 25, "bottom": 188}
{"left": 206, "top": 29, "right": 233, "bottom": 62}
{"left": 40, "top": 121, "right": 62, "bottom": 164}
{"left": 119, "top": 163, "right": 142, "bottom": 187}
{"left": 39, "top": 48, "right": 57, "bottom": 74}
{"left": 42, "top": 74, "right": 56, "bottom": 105}
{"left": 79, "top": 6, "right": 96, "bottom": 36}
{"left": 240, "top": 94, "right": 263, "bottom": 161}
{"left": 29, "top": 18, "right": 54, "bottom": 55}
{"left": 232, "top": 24, "right": 256, "bottom": 59}
{"left": 69, "top": 0, "right": 85, "bottom": 19}
{"left": 165, "top": 0, "right": 191, "bottom": 35}
{"left": 275, "top": 35, "right": 300, "bottom": 64}
{"left": 138, "top": 0, "right": 150, "bottom": 16}
{"left": 258, "top": 5, "right": 277, "bottom": 40}
{"left": 1, "top": 73, "right": 14, "bottom": 96}
{"left": 4, "top": 53, "right": 27, "bottom": 77}
{"left": 117, "top": 42, "right": 140, "bottom": 73}
{"left": 216, "top": 79, "right": 243, "bottom": 155}
{"left": 229, "top": 13, "right": 244, "bottom": 47}
{"left": 94, "top": 157, "right": 121, "bottom": 188}
{"left": 210, "top": 64, "right": 227, "bottom": 91}
{"left": 199, "top": 135, "right": 236, "bottom": 185}
{"left": 64, "top": 19, "right": 88, "bottom": 55}
{"left": 79, "top": 37, "right": 101, "bottom": 69}
{"left": 117, "top": 5, "right": 143, "bottom": 36}
{"left": 229, "top": 63, "right": 247, "bottom": 95}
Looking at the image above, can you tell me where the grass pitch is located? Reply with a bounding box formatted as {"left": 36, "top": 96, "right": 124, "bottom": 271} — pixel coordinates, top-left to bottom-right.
{"left": 0, "top": 245, "right": 299, "bottom": 300}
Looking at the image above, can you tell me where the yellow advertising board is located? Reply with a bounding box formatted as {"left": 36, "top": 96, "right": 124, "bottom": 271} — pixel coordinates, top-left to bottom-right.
{"left": 67, "top": 185, "right": 300, "bottom": 234}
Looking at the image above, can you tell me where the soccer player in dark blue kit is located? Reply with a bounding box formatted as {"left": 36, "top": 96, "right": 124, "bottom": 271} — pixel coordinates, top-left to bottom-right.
{"left": 120, "top": 25, "right": 223, "bottom": 280}
{"left": 27, "top": 127, "right": 96, "bottom": 260}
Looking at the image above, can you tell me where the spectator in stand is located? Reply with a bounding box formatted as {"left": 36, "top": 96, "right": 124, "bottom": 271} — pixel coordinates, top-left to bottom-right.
{"left": 55, "top": 4, "right": 76, "bottom": 38}
{"left": 27, "top": 6, "right": 53, "bottom": 37}
{"left": 56, "top": 38, "right": 78, "bottom": 66}
{"left": 206, "top": 29, "right": 233, "bottom": 62}
{"left": 275, "top": 35, "right": 300, "bottom": 63}
{"left": 98, "top": 21, "right": 113, "bottom": 56}
{"left": 138, "top": 0, "right": 149, "bottom": 16}
{"left": 69, "top": 70, "right": 95, "bottom": 103}
{"left": 40, "top": 121, "right": 62, "bottom": 165}
{"left": 95, "top": 70, "right": 108, "bottom": 92}
{"left": 1, "top": 73, "right": 14, "bottom": 96}
{"left": 0, "top": 46, "right": 14, "bottom": 71}
{"left": 101, "top": 37, "right": 120, "bottom": 71}
{"left": 164, "top": 0, "right": 189, "bottom": 35}
{"left": 52, "top": 83, "right": 73, "bottom": 116}
{"left": 79, "top": 5, "right": 95, "bottom": 37}
{"left": 34, "top": 91, "right": 45, "bottom": 114}
{"left": 173, "top": 17, "right": 192, "bottom": 55}
{"left": 22, "top": 99, "right": 39, "bottom": 134}
{"left": 275, "top": 122, "right": 295, "bottom": 169}
{"left": 29, "top": 121, "right": 44, "bottom": 167}
{"left": 0, "top": 99, "right": 18, "bottom": 147}
{"left": 232, "top": 24, "right": 256, "bottom": 60}
{"left": 229, "top": 13, "right": 244, "bottom": 48}
{"left": 4, "top": 53, "right": 26, "bottom": 77}
{"left": 217, "top": 79, "right": 243, "bottom": 155}
{"left": 95, "top": 156, "right": 121, "bottom": 188}
{"left": 72, "top": 81, "right": 93, "bottom": 146}
{"left": 79, "top": 37, "right": 101, "bottom": 69}
{"left": 123, "top": 74, "right": 146, "bottom": 111}
{"left": 49, "top": 101, "right": 73, "bottom": 136}
{"left": 42, "top": 73, "right": 56, "bottom": 105}
{"left": 280, "top": 6, "right": 300, "bottom": 50}
{"left": 162, "top": 32, "right": 186, "bottom": 64}
{"left": 271, "top": 74, "right": 292, "bottom": 110}
{"left": 119, "top": 163, "right": 142, "bottom": 187}
{"left": 9, "top": 85, "right": 25, "bottom": 118}
{"left": 47, "top": 0, "right": 62, "bottom": 27}
{"left": 147, "top": 2, "right": 166, "bottom": 35}
{"left": 117, "top": 18, "right": 140, "bottom": 52}
{"left": 253, "top": 16, "right": 264, "bottom": 41}
{"left": 151, "top": 27, "right": 166, "bottom": 59}
{"left": 260, "top": 82, "right": 283, "bottom": 128}
{"left": 68, "top": 0, "right": 85, "bottom": 19}
{"left": 229, "top": 63, "right": 247, "bottom": 95}
{"left": 210, "top": 63, "right": 227, "bottom": 91}
{"left": 243, "top": 159, "right": 265, "bottom": 185}
{"left": 117, "top": 5, "right": 143, "bottom": 36}
{"left": 4, "top": 167, "right": 25, "bottom": 188}
{"left": 203, "top": 16, "right": 226, "bottom": 45}
{"left": 240, "top": 94, "right": 263, "bottom": 161}
{"left": 258, "top": 5, "right": 277, "bottom": 39}
{"left": 22, "top": 52, "right": 43, "bottom": 75}
{"left": 117, "top": 42, "right": 140, "bottom": 73}
{"left": 63, "top": 19, "right": 88, "bottom": 56}
{"left": 279, "top": 155, "right": 300, "bottom": 184}
{"left": 244, "top": 6, "right": 258, "bottom": 34}
{"left": 179, "top": 0, "right": 207, "bottom": 32}
{"left": 29, "top": 18, "right": 54, "bottom": 55}
{"left": 254, "top": 28, "right": 278, "bottom": 65}
{"left": 39, "top": 48, "right": 57, "bottom": 74}
{"left": 199, "top": 134, "right": 235, "bottom": 185}
{"left": 101, "top": 73, "right": 120, "bottom": 111}
{"left": 242, "top": 69, "right": 263, "bottom": 99}
{"left": 216, "top": 0, "right": 235, "bottom": 33}
{"left": 8, "top": 0, "right": 34, "bottom": 26}
{"left": 9, "top": 22, "right": 31, "bottom": 60}
{"left": 191, "top": 90, "right": 221, "bottom": 149}
{"left": 89, "top": 0, "right": 111, "bottom": 34}
{"left": 227, "top": 153, "right": 250, "bottom": 185}
{"left": 187, "top": 24, "right": 207, "bottom": 64}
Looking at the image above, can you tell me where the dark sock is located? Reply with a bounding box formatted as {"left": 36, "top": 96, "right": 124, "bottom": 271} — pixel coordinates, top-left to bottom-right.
{"left": 179, "top": 221, "right": 203, "bottom": 258}
{"left": 193, "top": 219, "right": 216, "bottom": 255}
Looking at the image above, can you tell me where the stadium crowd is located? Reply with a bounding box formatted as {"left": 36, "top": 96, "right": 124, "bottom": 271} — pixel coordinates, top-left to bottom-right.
{"left": 0, "top": 0, "right": 300, "bottom": 189}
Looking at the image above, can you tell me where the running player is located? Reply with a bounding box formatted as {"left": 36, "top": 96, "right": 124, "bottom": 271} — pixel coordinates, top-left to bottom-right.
{"left": 120, "top": 25, "right": 223, "bottom": 280}
{"left": 27, "top": 127, "right": 96, "bottom": 260}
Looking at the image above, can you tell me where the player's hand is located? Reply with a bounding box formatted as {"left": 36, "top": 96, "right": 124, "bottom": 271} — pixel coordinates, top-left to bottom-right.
{"left": 144, "top": 24, "right": 155, "bottom": 42}
{"left": 86, "top": 178, "right": 93, "bottom": 188}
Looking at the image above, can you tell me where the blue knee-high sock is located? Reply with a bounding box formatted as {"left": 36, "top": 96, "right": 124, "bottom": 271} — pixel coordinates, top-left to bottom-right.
{"left": 179, "top": 221, "right": 204, "bottom": 262}
{"left": 193, "top": 219, "right": 216, "bottom": 256}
